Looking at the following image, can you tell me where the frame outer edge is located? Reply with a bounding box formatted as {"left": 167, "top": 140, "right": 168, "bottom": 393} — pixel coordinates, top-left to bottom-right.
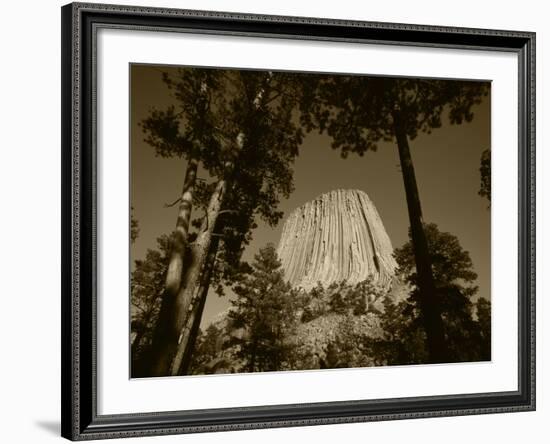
{"left": 61, "top": 1, "right": 537, "bottom": 439}
{"left": 71, "top": 1, "right": 534, "bottom": 39}
{"left": 62, "top": 2, "right": 83, "bottom": 441}
{"left": 61, "top": 3, "right": 71, "bottom": 440}
{"left": 528, "top": 32, "right": 536, "bottom": 411}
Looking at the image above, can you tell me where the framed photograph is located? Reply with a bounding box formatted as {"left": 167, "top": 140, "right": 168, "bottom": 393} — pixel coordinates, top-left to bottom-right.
{"left": 61, "top": 2, "right": 535, "bottom": 440}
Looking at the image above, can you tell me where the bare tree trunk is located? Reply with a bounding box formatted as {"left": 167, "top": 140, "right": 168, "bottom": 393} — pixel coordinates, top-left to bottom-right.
{"left": 130, "top": 329, "right": 146, "bottom": 377}
{"left": 148, "top": 158, "right": 198, "bottom": 376}
{"left": 392, "top": 107, "right": 448, "bottom": 364}
{"left": 177, "top": 282, "right": 208, "bottom": 374}
{"left": 165, "top": 159, "right": 198, "bottom": 295}
{"left": 174, "top": 236, "right": 220, "bottom": 375}
{"left": 167, "top": 160, "right": 234, "bottom": 376}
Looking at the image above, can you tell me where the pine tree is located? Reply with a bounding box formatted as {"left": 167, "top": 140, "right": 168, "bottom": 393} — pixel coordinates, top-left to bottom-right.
{"left": 381, "top": 223, "right": 488, "bottom": 364}
{"left": 228, "top": 244, "right": 298, "bottom": 372}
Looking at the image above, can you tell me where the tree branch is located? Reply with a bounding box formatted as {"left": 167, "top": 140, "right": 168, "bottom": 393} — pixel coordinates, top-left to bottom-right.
{"left": 164, "top": 197, "right": 182, "bottom": 208}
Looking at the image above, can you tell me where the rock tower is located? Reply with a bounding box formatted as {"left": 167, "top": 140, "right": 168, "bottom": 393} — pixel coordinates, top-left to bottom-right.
{"left": 276, "top": 189, "right": 397, "bottom": 290}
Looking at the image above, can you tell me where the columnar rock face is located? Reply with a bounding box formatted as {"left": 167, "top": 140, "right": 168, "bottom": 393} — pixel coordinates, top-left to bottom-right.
{"left": 277, "top": 189, "right": 397, "bottom": 290}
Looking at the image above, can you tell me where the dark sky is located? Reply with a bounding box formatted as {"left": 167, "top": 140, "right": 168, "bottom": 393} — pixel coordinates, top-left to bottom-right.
{"left": 130, "top": 64, "right": 491, "bottom": 328}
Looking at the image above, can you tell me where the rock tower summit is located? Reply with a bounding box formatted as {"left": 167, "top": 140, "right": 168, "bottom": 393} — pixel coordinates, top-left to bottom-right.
{"left": 276, "top": 189, "right": 397, "bottom": 290}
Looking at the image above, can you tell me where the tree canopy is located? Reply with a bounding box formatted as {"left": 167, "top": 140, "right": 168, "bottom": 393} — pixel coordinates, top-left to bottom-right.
{"left": 299, "top": 76, "right": 489, "bottom": 157}
{"left": 141, "top": 68, "right": 305, "bottom": 291}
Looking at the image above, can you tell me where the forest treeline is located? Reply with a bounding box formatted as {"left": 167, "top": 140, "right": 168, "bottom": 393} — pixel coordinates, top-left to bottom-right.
{"left": 132, "top": 223, "right": 491, "bottom": 376}
{"left": 130, "top": 66, "right": 490, "bottom": 377}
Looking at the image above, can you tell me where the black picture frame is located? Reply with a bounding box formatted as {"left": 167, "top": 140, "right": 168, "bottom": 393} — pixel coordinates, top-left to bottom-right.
{"left": 61, "top": 2, "right": 536, "bottom": 440}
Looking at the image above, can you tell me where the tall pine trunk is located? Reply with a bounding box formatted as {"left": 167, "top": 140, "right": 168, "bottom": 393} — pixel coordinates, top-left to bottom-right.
{"left": 177, "top": 280, "right": 208, "bottom": 374}
{"left": 392, "top": 107, "right": 448, "bottom": 363}
{"left": 148, "top": 158, "right": 198, "bottom": 376}
{"left": 173, "top": 236, "right": 219, "bottom": 375}
{"left": 166, "top": 160, "right": 234, "bottom": 376}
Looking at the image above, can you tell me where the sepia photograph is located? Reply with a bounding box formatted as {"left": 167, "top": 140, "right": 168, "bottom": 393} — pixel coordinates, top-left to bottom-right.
{"left": 129, "top": 64, "right": 491, "bottom": 378}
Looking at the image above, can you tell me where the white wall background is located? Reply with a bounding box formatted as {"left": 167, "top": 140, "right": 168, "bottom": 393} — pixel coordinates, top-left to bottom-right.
{"left": 0, "top": 0, "right": 545, "bottom": 442}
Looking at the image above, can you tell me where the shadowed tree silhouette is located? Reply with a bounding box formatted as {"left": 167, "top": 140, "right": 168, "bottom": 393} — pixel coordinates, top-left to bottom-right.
{"left": 479, "top": 148, "right": 491, "bottom": 204}
{"left": 130, "top": 207, "right": 139, "bottom": 244}
{"left": 475, "top": 297, "right": 491, "bottom": 361}
{"left": 381, "top": 223, "right": 489, "bottom": 364}
{"left": 187, "top": 323, "right": 226, "bottom": 375}
{"left": 130, "top": 235, "right": 170, "bottom": 377}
